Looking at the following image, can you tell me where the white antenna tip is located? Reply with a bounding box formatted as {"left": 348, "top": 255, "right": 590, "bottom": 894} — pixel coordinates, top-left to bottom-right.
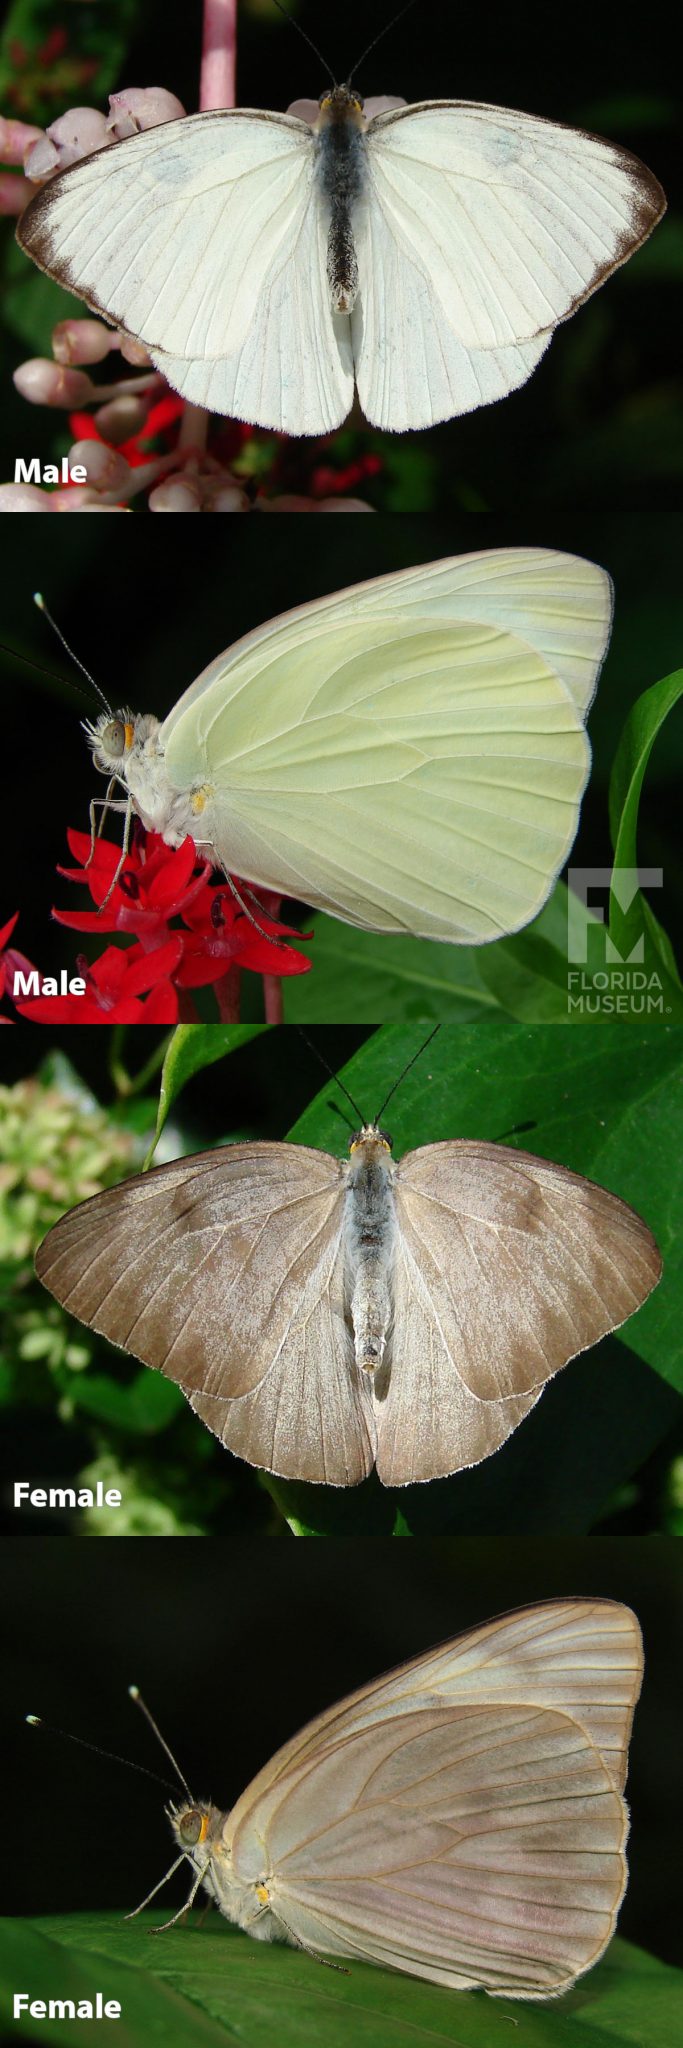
{"left": 26, "top": 1714, "right": 42, "bottom": 1726}
{"left": 33, "top": 592, "right": 45, "bottom": 609}
{"left": 128, "top": 1685, "right": 140, "bottom": 1700}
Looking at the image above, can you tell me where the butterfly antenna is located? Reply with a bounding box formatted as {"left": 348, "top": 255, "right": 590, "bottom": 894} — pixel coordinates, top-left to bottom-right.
{"left": 298, "top": 1028, "right": 366, "bottom": 1124}
{"left": 128, "top": 1686, "right": 194, "bottom": 1801}
{"left": 269, "top": 0, "right": 336, "bottom": 86}
{"left": 0, "top": 639, "right": 80, "bottom": 696}
{"left": 374, "top": 1024, "right": 441, "bottom": 1124}
{"left": 33, "top": 592, "right": 113, "bottom": 716}
{"left": 347, "top": 0, "right": 417, "bottom": 86}
{"left": 25, "top": 1714, "right": 176, "bottom": 1795}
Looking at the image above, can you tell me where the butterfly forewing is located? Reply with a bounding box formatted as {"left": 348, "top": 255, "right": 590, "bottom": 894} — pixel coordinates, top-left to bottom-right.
{"left": 364, "top": 104, "right": 664, "bottom": 346}
{"left": 225, "top": 1601, "right": 643, "bottom": 1996}
{"left": 18, "top": 111, "right": 353, "bottom": 436}
{"left": 227, "top": 1600, "right": 642, "bottom": 1818}
{"left": 35, "top": 1142, "right": 375, "bottom": 1487}
{"left": 162, "top": 549, "right": 612, "bottom": 726}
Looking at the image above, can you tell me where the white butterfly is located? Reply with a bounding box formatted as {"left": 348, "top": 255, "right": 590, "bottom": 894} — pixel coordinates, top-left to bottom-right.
{"left": 146, "top": 1600, "right": 644, "bottom": 1998}
{"left": 77, "top": 549, "right": 613, "bottom": 946}
{"left": 17, "top": 86, "right": 665, "bottom": 434}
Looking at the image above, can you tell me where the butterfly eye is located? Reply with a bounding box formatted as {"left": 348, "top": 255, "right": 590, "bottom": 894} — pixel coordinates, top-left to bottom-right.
{"left": 178, "top": 1809, "right": 205, "bottom": 1845}
{"left": 100, "top": 719, "right": 128, "bottom": 759}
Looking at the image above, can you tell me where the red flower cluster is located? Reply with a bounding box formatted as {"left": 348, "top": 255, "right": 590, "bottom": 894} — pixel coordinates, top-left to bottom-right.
{"left": 6, "top": 25, "right": 97, "bottom": 121}
{"left": 2, "top": 830, "right": 311, "bottom": 1023}
{"left": 69, "top": 391, "right": 185, "bottom": 473}
{"left": 311, "top": 453, "right": 384, "bottom": 498}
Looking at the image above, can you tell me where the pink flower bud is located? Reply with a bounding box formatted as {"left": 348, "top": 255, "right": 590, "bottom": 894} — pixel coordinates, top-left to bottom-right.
{"left": 0, "top": 116, "right": 44, "bottom": 165}
{"left": 107, "top": 87, "right": 186, "bottom": 139}
{"left": 362, "top": 97, "right": 407, "bottom": 118}
{"left": 13, "top": 358, "right": 96, "bottom": 406}
{"left": 202, "top": 481, "right": 250, "bottom": 513}
{"left": 317, "top": 497, "right": 374, "bottom": 512}
{"left": 0, "top": 483, "right": 51, "bottom": 511}
{"left": 23, "top": 136, "right": 60, "bottom": 181}
{"left": 286, "top": 99, "right": 320, "bottom": 126}
{"left": 119, "top": 333, "right": 153, "bottom": 367}
{"left": 93, "top": 395, "right": 150, "bottom": 442}
{"left": 38, "top": 107, "right": 112, "bottom": 174}
{"left": 67, "top": 441, "right": 131, "bottom": 492}
{"left": 59, "top": 501, "right": 132, "bottom": 513}
{"left": 149, "top": 474, "right": 202, "bottom": 512}
{"left": 52, "top": 318, "right": 116, "bottom": 366}
{"left": 52, "top": 486, "right": 131, "bottom": 511}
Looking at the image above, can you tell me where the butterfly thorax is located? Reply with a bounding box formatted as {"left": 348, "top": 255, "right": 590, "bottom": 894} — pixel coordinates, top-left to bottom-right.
{"left": 315, "top": 87, "right": 366, "bottom": 314}
{"left": 170, "top": 1801, "right": 284, "bottom": 1943}
{"left": 344, "top": 1126, "right": 397, "bottom": 1376}
{"left": 85, "top": 709, "right": 215, "bottom": 848}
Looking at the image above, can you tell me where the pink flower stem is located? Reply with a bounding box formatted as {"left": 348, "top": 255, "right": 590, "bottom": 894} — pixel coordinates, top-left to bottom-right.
{"left": 200, "top": 0, "right": 237, "bottom": 110}
{"left": 176, "top": 991, "right": 202, "bottom": 1021}
{"left": 178, "top": 2, "right": 237, "bottom": 449}
{"left": 213, "top": 965, "right": 241, "bottom": 1020}
{"left": 263, "top": 976, "right": 284, "bottom": 1024}
{"left": 177, "top": 403, "right": 210, "bottom": 454}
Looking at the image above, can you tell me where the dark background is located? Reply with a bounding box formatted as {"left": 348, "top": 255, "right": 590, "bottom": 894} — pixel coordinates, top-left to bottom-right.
{"left": 0, "top": 0, "right": 680, "bottom": 512}
{"left": 1, "top": 1537, "right": 680, "bottom": 1971}
{"left": 1, "top": 516, "right": 681, "bottom": 984}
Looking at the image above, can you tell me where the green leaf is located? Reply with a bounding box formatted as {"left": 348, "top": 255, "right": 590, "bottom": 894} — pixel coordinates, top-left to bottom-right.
{"left": 149, "top": 1025, "right": 268, "bottom": 1159}
{"left": 608, "top": 670, "right": 683, "bottom": 994}
{"left": 56, "top": 1367, "right": 185, "bottom": 1435}
{"left": 3, "top": 1921, "right": 679, "bottom": 2048}
{"left": 1, "top": 238, "right": 82, "bottom": 356}
{"left": 473, "top": 884, "right": 609, "bottom": 1023}
{"left": 283, "top": 918, "right": 497, "bottom": 1022}
{"left": 0, "top": 1919, "right": 230, "bottom": 2048}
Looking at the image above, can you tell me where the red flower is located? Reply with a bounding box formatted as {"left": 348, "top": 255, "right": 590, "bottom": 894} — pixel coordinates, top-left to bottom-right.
{"left": 0, "top": 910, "right": 19, "bottom": 990}
{"left": 14, "top": 936, "right": 184, "bottom": 1023}
{"left": 69, "top": 391, "right": 185, "bottom": 470}
{"left": 311, "top": 454, "right": 383, "bottom": 497}
{"left": 0, "top": 911, "right": 44, "bottom": 1020}
{"left": 53, "top": 827, "right": 311, "bottom": 982}
{"left": 3, "top": 828, "right": 312, "bottom": 1023}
